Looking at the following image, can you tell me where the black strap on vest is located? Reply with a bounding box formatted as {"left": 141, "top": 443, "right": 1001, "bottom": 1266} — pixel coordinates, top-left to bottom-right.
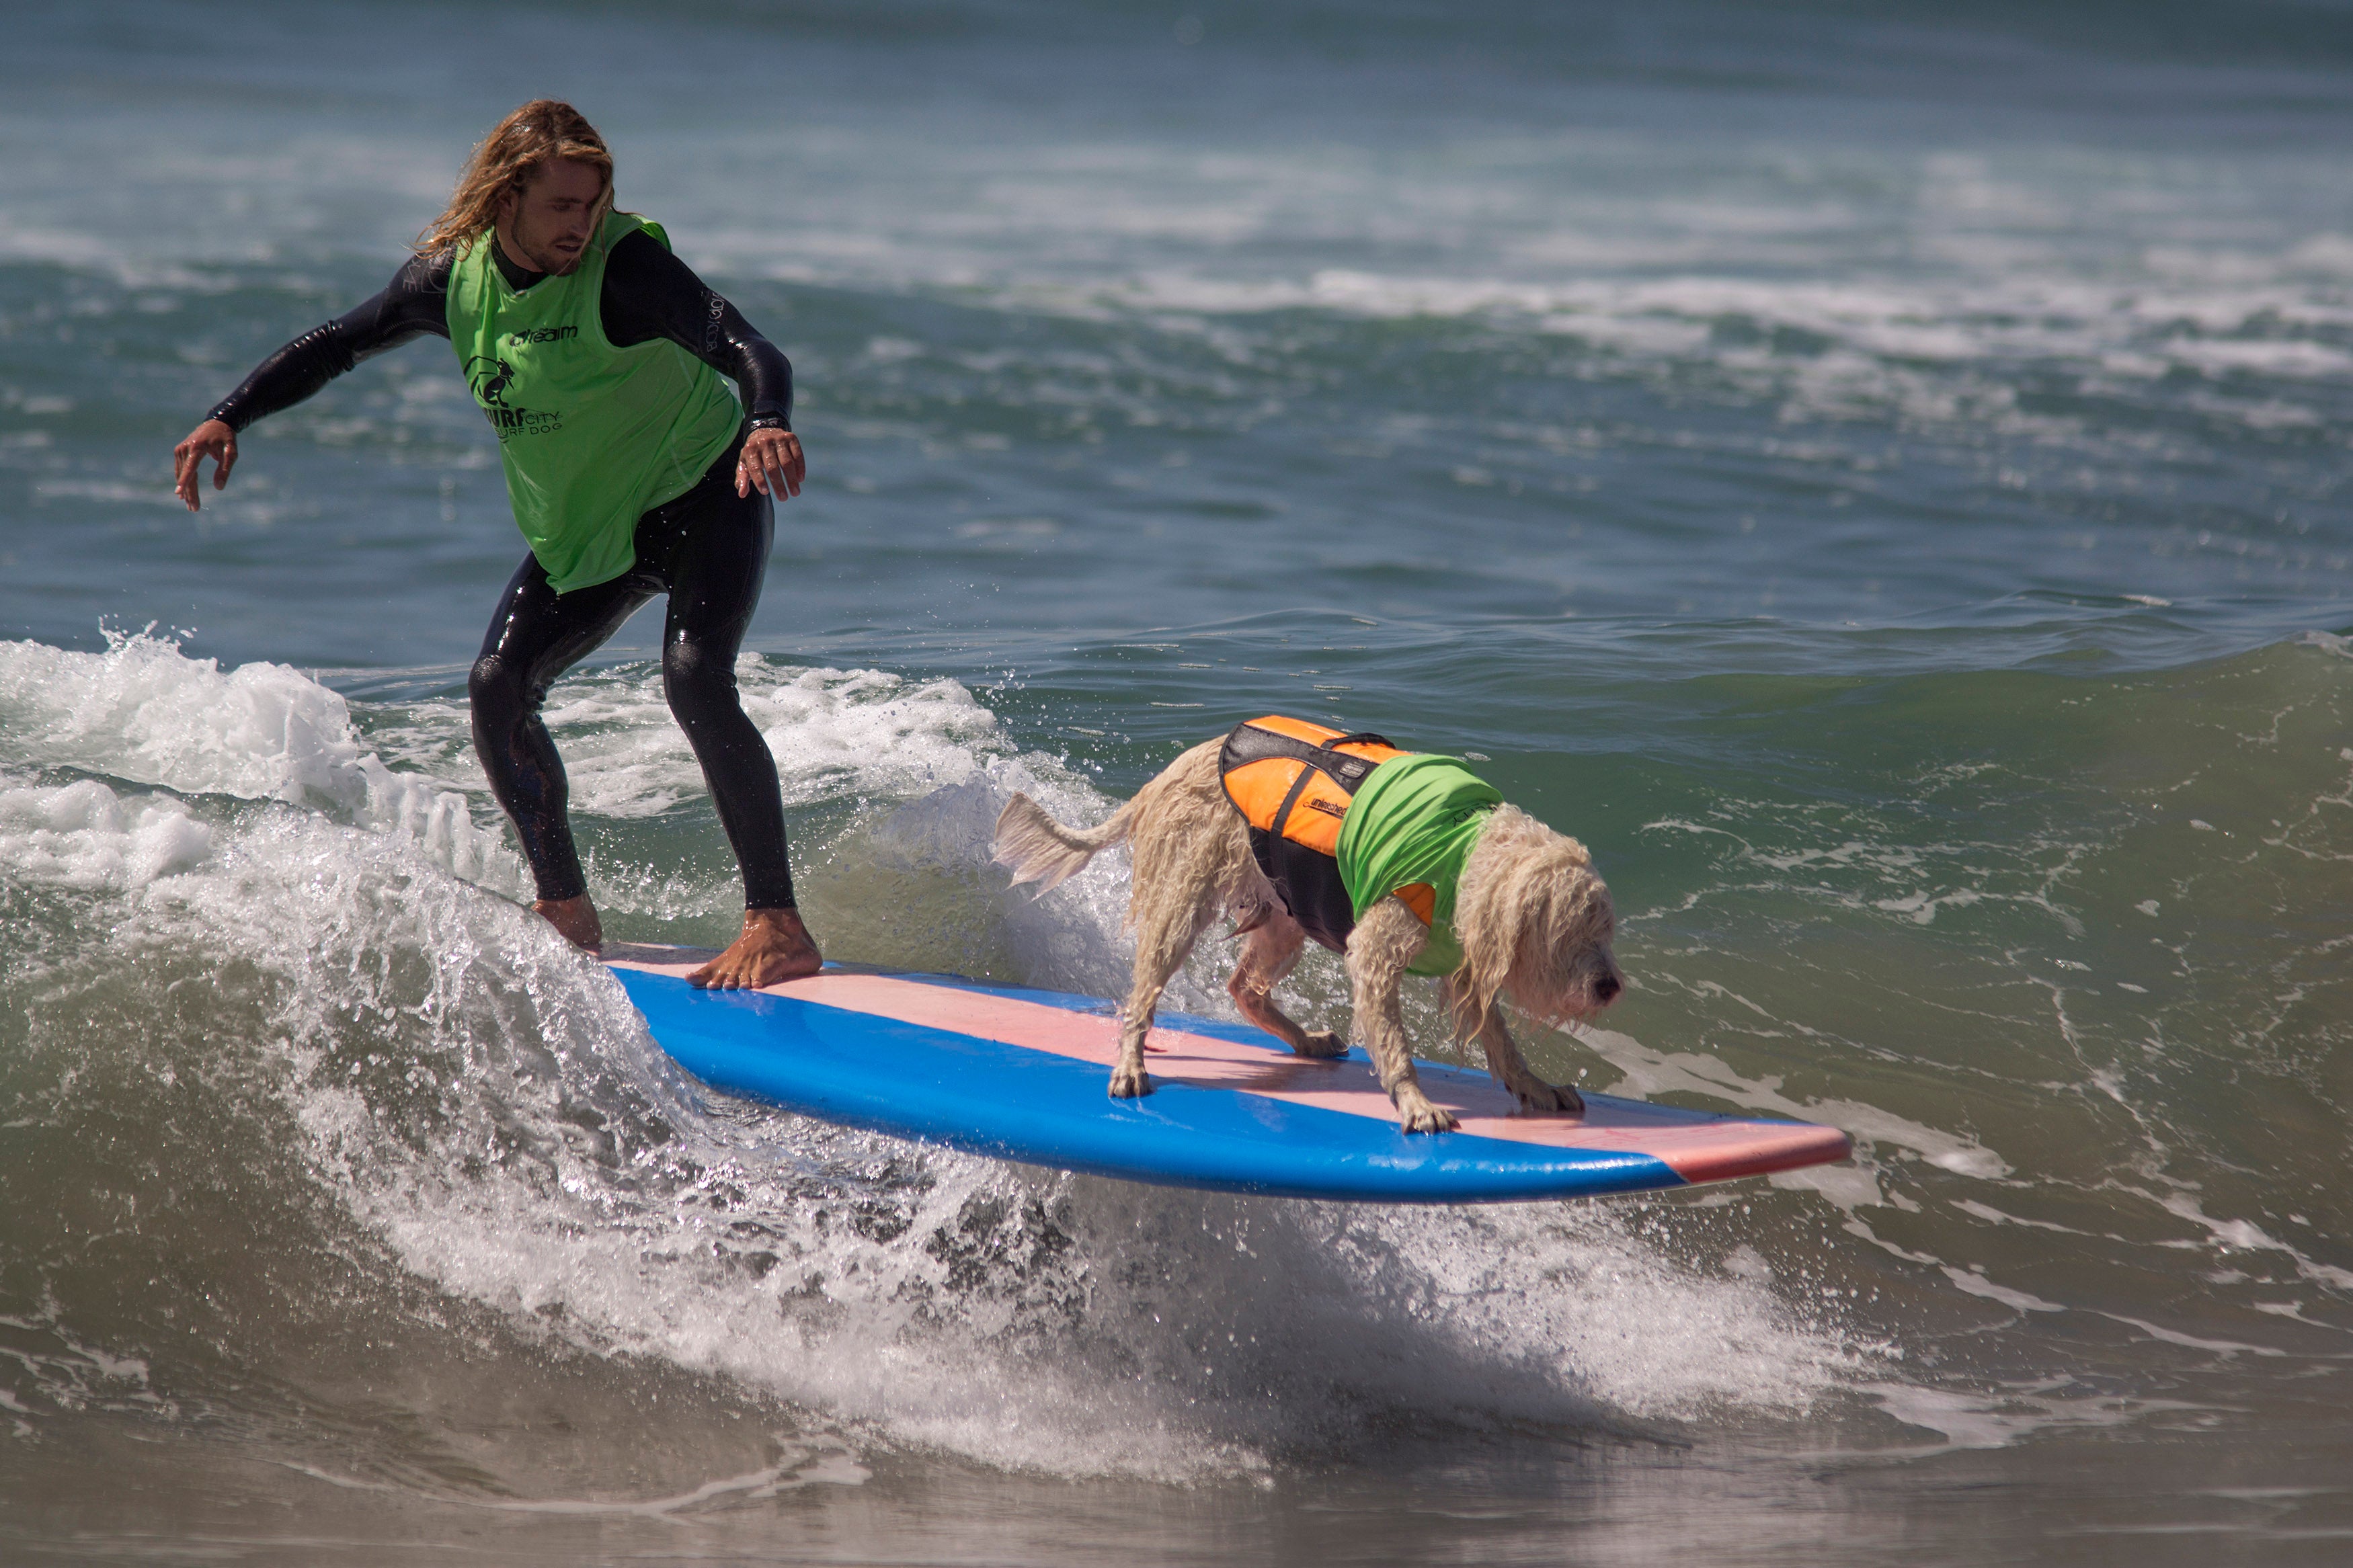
{"left": 1219, "top": 721, "right": 1398, "bottom": 954}
{"left": 1219, "top": 722, "right": 1394, "bottom": 790}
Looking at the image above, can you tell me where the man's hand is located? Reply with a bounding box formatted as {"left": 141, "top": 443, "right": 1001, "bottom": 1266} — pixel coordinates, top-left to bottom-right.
{"left": 173, "top": 419, "right": 238, "bottom": 512}
{"left": 735, "top": 426, "right": 803, "bottom": 501}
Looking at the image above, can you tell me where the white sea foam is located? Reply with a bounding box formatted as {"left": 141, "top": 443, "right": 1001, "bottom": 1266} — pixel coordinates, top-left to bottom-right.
{"left": 2144, "top": 1190, "right": 2353, "bottom": 1296}
{"left": 0, "top": 636, "right": 1034, "bottom": 904}
{"left": 0, "top": 776, "right": 212, "bottom": 891}
{"left": 543, "top": 661, "right": 1006, "bottom": 818}
{"left": 990, "top": 263, "right": 2353, "bottom": 439}
{"left": 1855, "top": 1379, "right": 2142, "bottom": 1451}
{"left": 337, "top": 1103, "right": 1859, "bottom": 1479}
{"left": 0, "top": 629, "right": 511, "bottom": 887}
{"left": 1565, "top": 1024, "right": 2009, "bottom": 1198}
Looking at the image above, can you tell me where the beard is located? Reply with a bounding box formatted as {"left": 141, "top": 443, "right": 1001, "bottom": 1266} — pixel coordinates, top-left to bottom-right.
{"left": 497, "top": 218, "right": 589, "bottom": 278}
{"left": 524, "top": 239, "right": 586, "bottom": 276}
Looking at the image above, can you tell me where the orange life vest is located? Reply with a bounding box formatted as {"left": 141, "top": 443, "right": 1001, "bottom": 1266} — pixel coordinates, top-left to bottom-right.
{"left": 1218, "top": 715, "right": 1437, "bottom": 952}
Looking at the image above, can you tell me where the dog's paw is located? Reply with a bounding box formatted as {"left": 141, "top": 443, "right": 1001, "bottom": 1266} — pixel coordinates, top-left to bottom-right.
{"left": 1516, "top": 1080, "right": 1586, "bottom": 1116}
{"left": 1292, "top": 1029, "right": 1348, "bottom": 1059}
{"left": 1108, "top": 1064, "right": 1154, "bottom": 1099}
{"left": 1394, "top": 1089, "right": 1460, "bottom": 1135}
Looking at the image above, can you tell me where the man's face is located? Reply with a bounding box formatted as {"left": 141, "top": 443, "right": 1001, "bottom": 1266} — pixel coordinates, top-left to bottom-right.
{"left": 495, "top": 158, "right": 606, "bottom": 276}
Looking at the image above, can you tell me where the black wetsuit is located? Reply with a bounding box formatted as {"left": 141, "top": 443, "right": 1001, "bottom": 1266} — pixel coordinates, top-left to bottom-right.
{"left": 208, "top": 233, "right": 799, "bottom": 910}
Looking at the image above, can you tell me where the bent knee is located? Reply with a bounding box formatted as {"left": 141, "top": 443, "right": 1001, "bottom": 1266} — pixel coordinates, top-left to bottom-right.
{"left": 662, "top": 640, "right": 742, "bottom": 714}
{"left": 468, "top": 654, "right": 538, "bottom": 725}
{"left": 469, "top": 653, "right": 514, "bottom": 704}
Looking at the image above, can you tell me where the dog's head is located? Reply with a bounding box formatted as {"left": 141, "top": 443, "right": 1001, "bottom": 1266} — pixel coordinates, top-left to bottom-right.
{"left": 1450, "top": 804, "right": 1624, "bottom": 1032}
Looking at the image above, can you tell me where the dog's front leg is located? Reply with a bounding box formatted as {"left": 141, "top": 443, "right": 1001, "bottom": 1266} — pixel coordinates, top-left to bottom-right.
{"left": 1444, "top": 975, "right": 1584, "bottom": 1115}
{"left": 1346, "top": 898, "right": 1458, "bottom": 1133}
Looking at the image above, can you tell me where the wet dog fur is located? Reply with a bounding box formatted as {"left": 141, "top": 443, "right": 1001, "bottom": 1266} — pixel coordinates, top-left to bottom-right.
{"left": 992, "top": 739, "right": 1623, "bottom": 1132}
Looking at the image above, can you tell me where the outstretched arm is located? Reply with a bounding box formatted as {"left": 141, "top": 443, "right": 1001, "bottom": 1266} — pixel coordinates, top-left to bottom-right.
{"left": 174, "top": 253, "right": 453, "bottom": 511}
{"left": 600, "top": 231, "right": 802, "bottom": 501}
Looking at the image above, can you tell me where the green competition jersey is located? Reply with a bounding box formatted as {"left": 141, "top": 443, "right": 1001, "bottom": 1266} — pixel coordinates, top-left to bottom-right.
{"left": 1336, "top": 753, "right": 1503, "bottom": 977}
{"left": 446, "top": 210, "right": 742, "bottom": 593}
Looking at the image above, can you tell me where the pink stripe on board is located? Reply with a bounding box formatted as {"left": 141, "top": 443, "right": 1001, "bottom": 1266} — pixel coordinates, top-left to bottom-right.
{"left": 603, "top": 954, "right": 1851, "bottom": 1182}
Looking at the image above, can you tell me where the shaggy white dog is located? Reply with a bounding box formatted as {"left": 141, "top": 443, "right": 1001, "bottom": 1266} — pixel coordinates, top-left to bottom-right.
{"left": 993, "top": 738, "right": 1623, "bottom": 1133}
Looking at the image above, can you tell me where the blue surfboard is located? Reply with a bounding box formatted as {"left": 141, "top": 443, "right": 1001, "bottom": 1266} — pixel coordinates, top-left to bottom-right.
{"left": 604, "top": 946, "right": 1851, "bottom": 1204}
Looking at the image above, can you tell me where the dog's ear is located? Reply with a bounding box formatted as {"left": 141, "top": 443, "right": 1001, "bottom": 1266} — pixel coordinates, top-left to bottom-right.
{"left": 1451, "top": 808, "right": 1550, "bottom": 1036}
{"left": 1454, "top": 808, "right": 1613, "bottom": 1032}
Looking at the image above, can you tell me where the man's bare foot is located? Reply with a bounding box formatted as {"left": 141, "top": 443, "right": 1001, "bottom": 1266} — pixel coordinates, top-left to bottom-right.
{"left": 534, "top": 893, "right": 604, "bottom": 951}
{"left": 688, "top": 907, "right": 822, "bottom": 990}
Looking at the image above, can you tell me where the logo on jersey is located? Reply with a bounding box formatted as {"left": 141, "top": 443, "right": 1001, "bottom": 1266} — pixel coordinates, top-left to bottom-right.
{"left": 465, "top": 355, "right": 562, "bottom": 440}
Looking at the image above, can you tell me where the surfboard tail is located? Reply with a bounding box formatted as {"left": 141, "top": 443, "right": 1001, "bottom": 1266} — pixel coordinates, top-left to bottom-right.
{"left": 993, "top": 792, "right": 1138, "bottom": 892}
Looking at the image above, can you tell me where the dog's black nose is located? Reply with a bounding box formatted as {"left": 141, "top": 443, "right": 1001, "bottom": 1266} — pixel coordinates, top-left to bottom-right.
{"left": 1594, "top": 975, "right": 1621, "bottom": 1004}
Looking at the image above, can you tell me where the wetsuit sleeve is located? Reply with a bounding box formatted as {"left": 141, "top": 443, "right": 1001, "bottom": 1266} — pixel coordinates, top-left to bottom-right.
{"left": 599, "top": 231, "right": 793, "bottom": 429}
{"left": 204, "top": 253, "right": 454, "bottom": 431}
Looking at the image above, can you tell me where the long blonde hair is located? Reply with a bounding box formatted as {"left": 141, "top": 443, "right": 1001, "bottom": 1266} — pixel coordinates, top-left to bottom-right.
{"left": 415, "top": 100, "right": 613, "bottom": 257}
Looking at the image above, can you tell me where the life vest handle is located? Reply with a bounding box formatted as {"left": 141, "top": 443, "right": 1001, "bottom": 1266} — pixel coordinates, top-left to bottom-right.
{"left": 1326, "top": 732, "right": 1394, "bottom": 751}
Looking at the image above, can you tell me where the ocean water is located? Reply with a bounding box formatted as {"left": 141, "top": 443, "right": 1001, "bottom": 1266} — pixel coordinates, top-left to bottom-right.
{"left": 4, "top": 0, "right": 2352, "bottom": 1560}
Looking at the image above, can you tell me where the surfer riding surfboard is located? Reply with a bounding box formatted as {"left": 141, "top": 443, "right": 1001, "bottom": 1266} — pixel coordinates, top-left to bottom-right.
{"left": 171, "top": 100, "right": 820, "bottom": 991}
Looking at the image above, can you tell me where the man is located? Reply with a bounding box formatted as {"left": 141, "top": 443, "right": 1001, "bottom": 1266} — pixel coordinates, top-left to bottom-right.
{"left": 172, "top": 100, "right": 820, "bottom": 989}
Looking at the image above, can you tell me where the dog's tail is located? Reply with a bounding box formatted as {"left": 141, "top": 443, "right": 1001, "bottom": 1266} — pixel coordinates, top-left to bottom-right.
{"left": 993, "top": 792, "right": 1140, "bottom": 893}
